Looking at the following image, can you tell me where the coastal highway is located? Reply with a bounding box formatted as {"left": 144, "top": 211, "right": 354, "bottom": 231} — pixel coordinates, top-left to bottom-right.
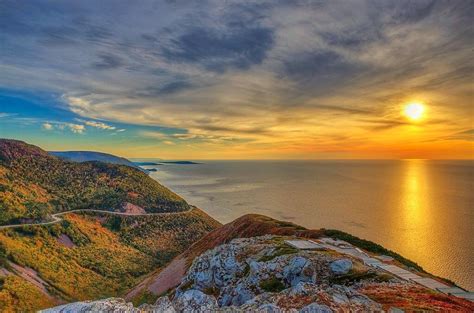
{"left": 0, "top": 207, "right": 194, "bottom": 230}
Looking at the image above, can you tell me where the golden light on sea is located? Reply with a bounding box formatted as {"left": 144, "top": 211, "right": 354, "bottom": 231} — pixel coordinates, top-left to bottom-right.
{"left": 404, "top": 102, "right": 425, "bottom": 121}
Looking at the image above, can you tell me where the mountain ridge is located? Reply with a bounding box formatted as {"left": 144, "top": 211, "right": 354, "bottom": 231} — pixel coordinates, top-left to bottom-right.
{"left": 0, "top": 139, "right": 189, "bottom": 225}
{"left": 50, "top": 151, "right": 139, "bottom": 169}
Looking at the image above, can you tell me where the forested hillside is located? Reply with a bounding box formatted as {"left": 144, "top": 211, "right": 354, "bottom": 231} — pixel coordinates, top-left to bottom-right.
{"left": 0, "top": 139, "right": 189, "bottom": 225}
{"left": 0, "top": 209, "right": 220, "bottom": 312}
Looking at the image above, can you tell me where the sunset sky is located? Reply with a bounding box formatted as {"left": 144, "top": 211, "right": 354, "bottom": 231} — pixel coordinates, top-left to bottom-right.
{"left": 0, "top": 1, "right": 472, "bottom": 159}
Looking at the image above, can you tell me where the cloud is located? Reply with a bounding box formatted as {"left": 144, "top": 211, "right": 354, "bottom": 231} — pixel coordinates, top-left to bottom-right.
{"left": 40, "top": 121, "right": 85, "bottom": 134}
{"left": 93, "top": 53, "right": 123, "bottom": 70}
{"left": 444, "top": 129, "right": 474, "bottom": 142}
{"left": 0, "top": 112, "right": 16, "bottom": 118}
{"left": 42, "top": 122, "right": 53, "bottom": 130}
{"left": 66, "top": 123, "right": 85, "bottom": 134}
{"left": 0, "top": 1, "right": 472, "bottom": 157}
{"left": 160, "top": 25, "right": 274, "bottom": 73}
{"left": 77, "top": 119, "right": 116, "bottom": 130}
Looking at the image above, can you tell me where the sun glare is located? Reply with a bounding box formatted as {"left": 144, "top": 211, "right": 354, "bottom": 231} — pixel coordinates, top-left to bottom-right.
{"left": 404, "top": 102, "right": 425, "bottom": 121}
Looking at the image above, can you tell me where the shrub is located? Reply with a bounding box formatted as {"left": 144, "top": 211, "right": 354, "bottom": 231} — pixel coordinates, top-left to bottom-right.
{"left": 258, "top": 244, "right": 298, "bottom": 262}
{"left": 260, "top": 277, "right": 286, "bottom": 292}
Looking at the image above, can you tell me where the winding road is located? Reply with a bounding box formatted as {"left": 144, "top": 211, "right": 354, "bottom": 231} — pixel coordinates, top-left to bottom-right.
{"left": 0, "top": 208, "right": 194, "bottom": 230}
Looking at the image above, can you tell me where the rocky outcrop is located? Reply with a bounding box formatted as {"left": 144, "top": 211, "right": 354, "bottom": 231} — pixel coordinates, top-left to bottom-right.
{"left": 161, "top": 235, "right": 383, "bottom": 312}
{"left": 44, "top": 235, "right": 474, "bottom": 312}
{"left": 40, "top": 298, "right": 139, "bottom": 313}
{"left": 329, "top": 259, "right": 352, "bottom": 275}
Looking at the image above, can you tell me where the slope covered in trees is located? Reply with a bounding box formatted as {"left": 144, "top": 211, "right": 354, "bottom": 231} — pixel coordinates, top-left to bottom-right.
{"left": 0, "top": 209, "right": 220, "bottom": 312}
{"left": 0, "top": 139, "right": 189, "bottom": 225}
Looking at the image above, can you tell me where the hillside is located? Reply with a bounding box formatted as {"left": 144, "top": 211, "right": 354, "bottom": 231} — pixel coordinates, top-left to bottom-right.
{"left": 0, "top": 209, "right": 220, "bottom": 312}
{"left": 121, "top": 214, "right": 473, "bottom": 312}
{"left": 50, "top": 151, "right": 138, "bottom": 169}
{"left": 0, "top": 139, "right": 190, "bottom": 225}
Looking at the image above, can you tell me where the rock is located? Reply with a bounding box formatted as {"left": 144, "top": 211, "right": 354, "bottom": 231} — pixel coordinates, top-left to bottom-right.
{"left": 152, "top": 297, "right": 176, "bottom": 313}
{"left": 174, "top": 289, "right": 218, "bottom": 312}
{"left": 331, "top": 290, "right": 350, "bottom": 304}
{"left": 289, "top": 282, "right": 315, "bottom": 296}
{"left": 283, "top": 256, "right": 313, "bottom": 286}
{"left": 299, "top": 303, "right": 332, "bottom": 313}
{"left": 330, "top": 259, "right": 352, "bottom": 275}
{"left": 40, "top": 298, "right": 137, "bottom": 313}
{"left": 194, "top": 269, "right": 213, "bottom": 288}
{"left": 231, "top": 283, "right": 256, "bottom": 306}
{"left": 40, "top": 235, "right": 473, "bottom": 313}
{"left": 257, "top": 303, "right": 283, "bottom": 312}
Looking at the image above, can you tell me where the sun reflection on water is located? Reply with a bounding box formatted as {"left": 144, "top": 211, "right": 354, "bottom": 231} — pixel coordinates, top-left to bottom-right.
{"left": 399, "top": 159, "right": 431, "bottom": 248}
{"left": 406, "top": 160, "right": 423, "bottom": 222}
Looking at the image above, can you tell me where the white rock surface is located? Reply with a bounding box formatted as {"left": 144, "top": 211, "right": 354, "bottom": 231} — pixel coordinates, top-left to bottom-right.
{"left": 40, "top": 298, "right": 139, "bottom": 313}
{"left": 44, "top": 236, "right": 385, "bottom": 313}
{"left": 329, "top": 258, "right": 353, "bottom": 275}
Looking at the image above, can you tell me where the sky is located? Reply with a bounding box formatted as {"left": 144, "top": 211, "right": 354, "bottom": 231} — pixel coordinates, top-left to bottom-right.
{"left": 0, "top": 0, "right": 472, "bottom": 159}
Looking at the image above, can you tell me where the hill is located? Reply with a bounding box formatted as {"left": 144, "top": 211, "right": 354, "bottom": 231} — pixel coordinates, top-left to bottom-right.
{"left": 50, "top": 151, "right": 138, "bottom": 169}
{"left": 0, "top": 209, "right": 220, "bottom": 312}
{"left": 48, "top": 214, "right": 473, "bottom": 312}
{"left": 0, "top": 139, "right": 189, "bottom": 226}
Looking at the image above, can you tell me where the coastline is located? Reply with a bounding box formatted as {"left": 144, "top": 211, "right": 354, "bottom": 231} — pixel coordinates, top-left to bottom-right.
{"left": 145, "top": 160, "right": 474, "bottom": 291}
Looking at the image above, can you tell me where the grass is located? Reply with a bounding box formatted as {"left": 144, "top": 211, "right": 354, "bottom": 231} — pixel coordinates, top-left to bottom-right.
{"left": 203, "top": 286, "right": 220, "bottom": 297}
{"left": 131, "top": 290, "right": 159, "bottom": 307}
{"left": 241, "top": 264, "right": 250, "bottom": 277}
{"left": 258, "top": 244, "right": 298, "bottom": 262}
{"left": 180, "top": 280, "right": 194, "bottom": 292}
{"left": 330, "top": 270, "right": 378, "bottom": 284}
{"left": 259, "top": 277, "right": 286, "bottom": 292}
{"left": 274, "top": 221, "right": 306, "bottom": 230}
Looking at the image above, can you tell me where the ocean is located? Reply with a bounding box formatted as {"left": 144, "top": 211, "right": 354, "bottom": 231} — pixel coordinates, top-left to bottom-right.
{"left": 145, "top": 159, "right": 473, "bottom": 290}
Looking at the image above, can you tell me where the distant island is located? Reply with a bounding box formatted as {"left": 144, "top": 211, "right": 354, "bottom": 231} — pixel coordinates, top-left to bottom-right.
{"left": 134, "top": 161, "right": 200, "bottom": 166}
{"left": 134, "top": 161, "right": 162, "bottom": 166}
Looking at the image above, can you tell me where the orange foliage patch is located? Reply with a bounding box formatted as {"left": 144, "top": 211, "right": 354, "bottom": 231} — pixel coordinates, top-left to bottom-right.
{"left": 360, "top": 283, "right": 474, "bottom": 312}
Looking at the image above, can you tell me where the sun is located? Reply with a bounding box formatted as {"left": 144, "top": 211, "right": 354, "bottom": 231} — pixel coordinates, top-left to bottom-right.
{"left": 404, "top": 102, "right": 425, "bottom": 121}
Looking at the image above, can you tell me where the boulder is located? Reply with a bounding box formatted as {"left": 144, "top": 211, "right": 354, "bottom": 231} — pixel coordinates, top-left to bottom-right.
{"left": 283, "top": 256, "right": 313, "bottom": 286}
{"left": 257, "top": 303, "right": 283, "bottom": 313}
{"left": 174, "top": 289, "right": 218, "bottom": 312}
{"left": 299, "top": 303, "right": 332, "bottom": 313}
{"left": 329, "top": 259, "right": 352, "bottom": 275}
{"left": 152, "top": 297, "right": 176, "bottom": 313}
{"left": 40, "top": 298, "right": 137, "bottom": 313}
{"left": 289, "top": 282, "right": 315, "bottom": 296}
